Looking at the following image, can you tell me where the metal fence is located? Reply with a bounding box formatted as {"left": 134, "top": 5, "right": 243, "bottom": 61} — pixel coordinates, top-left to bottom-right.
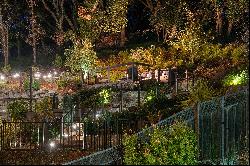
{"left": 62, "top": 87, "right": 249, "bottom": 165}
{"left": 62, "top": 107, "right": 195, "bottom": 165}
{"left": 198, "top": 87, "right": 249, "bottom": 164}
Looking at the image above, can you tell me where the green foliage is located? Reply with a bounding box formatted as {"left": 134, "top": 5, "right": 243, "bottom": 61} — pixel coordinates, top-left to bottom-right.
{"left": 223, "top": 69, "right": 249, "bottom": 86}
{"left": 53, "top": 55, "right": 64, "bottom": 68}
{"left": 1, "top": 64, "right": 11, "bottom": 74}
{"left": 97, "top": 0, "right": 129, "bottom": 33}
{"left": 35, "top": 97, "right": 53, "bottom": 120}
{"left": 76, "top": 0, "right": 129, "bottom": 43}
{"left": 56, "top": 71, "right": 82, "bottom": 90}
{"left": 7, "top": 100, "right": 29, "bottom": 121}
{"left": 181, "top": 79, "right": 217, "bottom": 108}
{"left": 64, "top": 38, "right": 97, "bottom": 76}
{"left": 23, "top": 78, "right": 40, "bottom": 91}
{"left": 169, "top": 20, "right": 206, "bottom": 67}
{"left": 149, "top": 0, "right": 188, "bottom": 42}
{"left": 130, "top": 45, "right": 169, "bottom": 70}
{"left": 98, "top": 88, "right": 112, "bottom": 105}
{"left": 96, "top": 50, "right": 131, "bottom": 82}
{"left": 123, "top": 121, "right": 198, "bottom": 165}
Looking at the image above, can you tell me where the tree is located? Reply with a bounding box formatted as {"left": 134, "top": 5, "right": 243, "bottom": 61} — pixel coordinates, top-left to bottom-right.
{"left": 26, "top": 0, "right": 45, "bottom": 65}
{"left": 76, "top": 0, "right": 129, "bottom": 47}
{"left": 0, "top": 3, "right": 9, "bottom": 69}
{"left": 64, "top": 37, "right": 97, "bottom": 80}
{"left": 148, "top": 0, "right": 188, "bottom": 42}
{"left": 225, "top": 0, "right": 248, "bottom": 37}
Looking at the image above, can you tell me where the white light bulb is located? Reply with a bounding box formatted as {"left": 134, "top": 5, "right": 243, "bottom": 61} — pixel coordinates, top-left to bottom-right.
{"left": 49, "top": 141, "right": 55, "bottom": 148}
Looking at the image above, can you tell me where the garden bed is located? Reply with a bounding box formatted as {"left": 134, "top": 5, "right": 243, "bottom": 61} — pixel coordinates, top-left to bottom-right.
{"left": 0, "top": 148, "right": 91, "bottom": 165}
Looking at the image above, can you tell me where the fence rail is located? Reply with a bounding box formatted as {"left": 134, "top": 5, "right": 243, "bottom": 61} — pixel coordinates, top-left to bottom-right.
{"left": 62, "top": 87, "right": 248, "bottom": 165}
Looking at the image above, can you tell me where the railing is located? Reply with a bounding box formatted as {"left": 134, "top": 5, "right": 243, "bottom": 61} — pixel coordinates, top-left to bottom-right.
{"left": 62, "top": 87, "right": 248, "bottom": 165}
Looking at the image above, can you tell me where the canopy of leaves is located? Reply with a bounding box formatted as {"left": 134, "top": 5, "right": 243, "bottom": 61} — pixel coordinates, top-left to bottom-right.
{"left": 64, "top": 38, "right": 97, "bottom": 74}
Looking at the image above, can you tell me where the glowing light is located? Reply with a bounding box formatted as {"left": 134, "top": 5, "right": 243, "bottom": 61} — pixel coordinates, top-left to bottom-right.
{"left": 13, "top": 73, "right": 20, "bottom": 78}
{"left": 0, "top": 75, "right": 5, "bottom": 80}
{"left": 96, "top": 113, "right": 100, "bottom": 119}
{"left": 72, "top": 124, "right": 77, "bottom": 129}
{"left": 63, "top": 134, "right": 69, "bottom": 137}
{"left": 47, "top": 73, "right": 52, "bottom": 78}
{"left": 34, "top": 72, "right": 41, "bottom": 79}
{"left": 43, "top": 75, "right": 47, "bottom": 79}
{"left": 49, "top": 141, "right": 55, "bottom": 148}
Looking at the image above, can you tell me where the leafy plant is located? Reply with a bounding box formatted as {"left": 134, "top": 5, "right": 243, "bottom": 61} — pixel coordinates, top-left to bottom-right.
{"left": 1, "top": 64, "right": 11, "bottom": 74}
{"left": 7, "top": 100, "right": 29, "bottom": 121}
{"left": 64, "top": 38, "right": 97, "bottom": 77}
{"left": 123, "top": 121, "right": 198, "bottom": 165}
{"left": 23, "top": 78, "right": 40, "bottom": 91}
{"left": 223, "top": 69, "right": 249, "bottom": 86}
{"left": 181, "top": 79, "right": 217, "bottom": 108}
{"left": 34, "top": 97, "right": 53, "bottom": 121}
{"left": 53, "top": 55, "right": 64, "bottom": 68}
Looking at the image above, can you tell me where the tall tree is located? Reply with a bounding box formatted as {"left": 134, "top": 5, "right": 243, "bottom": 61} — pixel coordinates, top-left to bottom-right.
{"left": 225, "top": 0, "right": 248, "bottom": 37}
{"left": 0, "top": 2, "right": 9, "bottom": 68}
{"left": 76, "top": 0, "right": 129, "bottom": 47}
{"left": 26, "top": 0, "right": 44, "bottom": 65}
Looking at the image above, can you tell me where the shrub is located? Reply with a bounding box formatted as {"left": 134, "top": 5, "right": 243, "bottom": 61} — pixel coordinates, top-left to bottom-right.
{"left": 123, "top": 121, "right": 198, "bottom": 165}
{"left": 7, "top": 100, "right": 29, "bottom": 121}
{"left": 222, "top": 69, "right": 249, "bottom": 87}
{"left": 181, "top": 79, "right": 217, "bottom": 108}
{"left": 34, "top": 96, "right": 54, "bottom": 121}
{"left": 23, "top": 78, "right": 40, "bottom": 91}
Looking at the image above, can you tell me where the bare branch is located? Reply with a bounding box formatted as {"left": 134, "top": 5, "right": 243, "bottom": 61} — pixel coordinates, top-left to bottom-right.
{"left": 41, "top": 0, "right": 58, "bottom": 23}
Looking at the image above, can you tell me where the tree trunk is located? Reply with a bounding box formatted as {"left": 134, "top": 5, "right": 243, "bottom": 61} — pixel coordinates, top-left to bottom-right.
{"left": 0, "top": 14, "right": 9, "bottom": 68}
{"left": 227, "top": 21, "right": 233, "bottom": 37}
{"left": 17, "top": 34, "right": 21, "bottom": 58}
{"left": 120, "top": 26, "right": 126, "bottom": 47}
{"left": 30, "top": 0, "right": 37, "bottom": 65}
{"left": 215, "top": 8, "right": 223, "bottom": 34}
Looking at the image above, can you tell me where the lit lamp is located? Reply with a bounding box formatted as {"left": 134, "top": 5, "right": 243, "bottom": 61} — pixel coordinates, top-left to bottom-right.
{"left": 49, "top": 141, "right": 56, "bottom": 152}
{"left": 34, "top": 72, "right": 41, "bottom": 79}
{"left": 0, "top": 74, "right": 5, "bottom": 80}
{"left": 13, "top": 73, "right": 20, "bottom": 78}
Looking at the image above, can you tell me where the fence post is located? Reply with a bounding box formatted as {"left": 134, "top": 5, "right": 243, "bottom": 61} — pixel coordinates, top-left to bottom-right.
{"left": 221, "top": 96, "right": 225, "bottom": 161}
{"left": 195, "top": 103, "right": 201, "bottom": 160}
{"left": 246, "top": 88, "right": 249, "bottom": 148}
{"left": 120, "top": 84, "right": 123, "bottom": 112}
{"left": 185, "top": 69, "right": 188, "bottom": 91}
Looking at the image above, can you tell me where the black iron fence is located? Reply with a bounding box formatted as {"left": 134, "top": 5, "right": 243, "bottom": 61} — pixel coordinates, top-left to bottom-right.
{"left": 0, "top": 117, "right": 147, "bottom": 152}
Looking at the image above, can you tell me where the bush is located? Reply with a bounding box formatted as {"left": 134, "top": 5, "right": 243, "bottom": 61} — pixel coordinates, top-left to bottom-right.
{"left": 123, "top": 121, "right": 198, "bottom": 165}
{"left": 34, "top": 96, "right": 54, "bottom": 121}
{"left": 222, "top": 69, "right": 249, "bottom": 87}
{"left": 23, "top": 78, "right": 40, "bottom": 91}
{"left": 7, "top": 100, "right": 30, "bottom": 121}
{"left": 181, "top": 79, "right": 217, "bottom": 108}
